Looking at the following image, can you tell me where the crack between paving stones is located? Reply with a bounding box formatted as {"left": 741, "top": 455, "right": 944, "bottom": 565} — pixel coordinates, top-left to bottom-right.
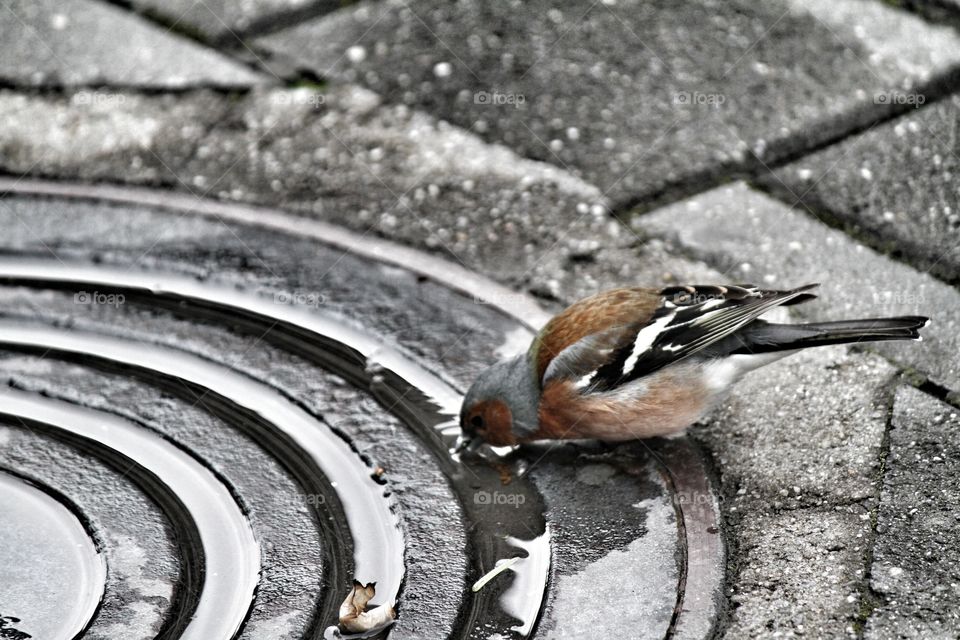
{"left": 0, "top": 81, "right": 254, "bottom": 96}
{"left": 851, "top": 375, "right": 900, "bottom": 637}
{"left": 619, "top": 63, "right": 960, "bottom": 222}
{"left": 881, "top": 0, "right": 960, "bottom": 33}
{"left": 748, "top": 178, "right": 960, "bottom": 292}
{"left": 96, "top": 0, "right": 288, "bottom": 82}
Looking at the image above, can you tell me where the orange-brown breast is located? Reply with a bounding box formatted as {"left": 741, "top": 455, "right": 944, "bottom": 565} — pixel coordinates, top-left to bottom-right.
{"left": 530, "top": 365, "right": 711, "bottom": 442}
{"left": 531, "top": 287, "right": 660, "bottom": 380}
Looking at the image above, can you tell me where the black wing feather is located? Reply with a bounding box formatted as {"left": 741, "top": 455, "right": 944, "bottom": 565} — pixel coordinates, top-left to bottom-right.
{"left": 588, "top": 283, "right": 819, "bottom": 391}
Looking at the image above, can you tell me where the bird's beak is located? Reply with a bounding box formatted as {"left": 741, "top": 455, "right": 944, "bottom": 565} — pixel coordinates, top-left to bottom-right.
{"left": 454, "top": 434, "right": 483, "bottom": 454}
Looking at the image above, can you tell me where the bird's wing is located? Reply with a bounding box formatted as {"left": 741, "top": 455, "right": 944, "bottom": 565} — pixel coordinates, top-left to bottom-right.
{"left": 538, "top": 283, "right": 819, "bottom": 389}
{"left": 529, "top": 287, "right": 661, "bottom": 383}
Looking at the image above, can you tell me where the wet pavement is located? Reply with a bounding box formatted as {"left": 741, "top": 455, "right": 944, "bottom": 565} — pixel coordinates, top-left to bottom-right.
{"left": 0, "top": 1, "right": 959, "bottom": 639}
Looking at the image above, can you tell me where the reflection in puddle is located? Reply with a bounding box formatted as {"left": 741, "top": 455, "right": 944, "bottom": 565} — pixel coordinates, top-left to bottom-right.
{"left": 0, "top": 470, "right": 105, "bottom": 640}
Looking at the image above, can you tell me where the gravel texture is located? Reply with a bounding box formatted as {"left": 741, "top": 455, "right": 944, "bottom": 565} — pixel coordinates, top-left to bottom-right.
{"left": 0, "top": 0, "right": 264, "bottom": 87}
{"left": 865, "top": 385, "right": 960, "bottom": 639}
{"left": 692, "top": 345, "right": 897, "bottom": 638}
{"left": 764, "top": 92, "right": 960, "bottom": 286}
{"left": 256, "top": 0, "right": 960, "bottom": 206}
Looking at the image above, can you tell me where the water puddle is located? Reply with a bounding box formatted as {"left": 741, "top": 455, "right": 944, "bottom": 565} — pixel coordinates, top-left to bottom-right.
{"left": 0, "top": 388, "right": 259, "bottom": 640}
{"left": 0, "top": 470, "right": 105, "bottom": 640}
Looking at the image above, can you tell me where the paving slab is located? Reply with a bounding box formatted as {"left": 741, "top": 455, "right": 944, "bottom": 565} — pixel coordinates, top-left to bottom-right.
{"left": 636, "top": 182, "right": 960, "bottom": 393}
{"left": 692, "top": 345, "right": 894, "bottom": 637}
{"left": 125, "top": 0, "right": 336, "bottom": 43}
{"left": 0, "top": 0, "right": 264, "bottom": 87}
{"left": 865, "top": 385, "right": 960, "bottom": 639}
{"left": 256, "top": 0, "right": 960, "bottom": 207}
{"left": 0, "top": 90, "right": 231, "bottom": 185}
{"left": 763, "top": 92, "right": 960, "bottom": 286}
{"left": 722, "top": 506, "right": 873, "bottom": 638}
{"left": 0, "top": 85, "right": 723, "bottom": 299}
{"left": 697, "top": 345, "right": 896, "bottom": 510}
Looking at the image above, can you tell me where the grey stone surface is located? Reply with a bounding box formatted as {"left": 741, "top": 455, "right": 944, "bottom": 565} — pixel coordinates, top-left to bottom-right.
{"left": 693, "top": 345, "right": 896, "bottom": 638}
{"left": 127, "top": 0, "right": 333, "bottom": 42}
{"left": 865, "top": 385, "right": 960, "bottom": 639}
{"left": 723, "top": 507, "right": 873, "bottom": 638}
{"left": 0, "top": 0, "right": 264, "bottom": 87}
{"left": 637, "top": 182, "right": 960, "bottom": 393}
{"left": 700, "top": 345, "right": 896, "bottom": 510}
{"left": 0, "top": 90, "right": 230, "bottom": 184}
{"left": 0, "top": 86, "right": 720, "bottom": 300}
{"left": 764, "top": 92, "right": 960, "bottom": 285}
{"left": 256, "top": 0, "right": 960, "bottom": 206}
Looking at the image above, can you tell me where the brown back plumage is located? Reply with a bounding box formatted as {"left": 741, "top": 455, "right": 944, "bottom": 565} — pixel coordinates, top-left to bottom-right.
{"left": 528, "top": 287, "right": 661, "bottom": 382}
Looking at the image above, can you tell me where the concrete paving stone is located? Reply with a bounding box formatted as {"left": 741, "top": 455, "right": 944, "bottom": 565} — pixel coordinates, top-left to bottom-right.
{"left": 723, "top": 506, "right": 873, "bottom": 639}
{"left": 764, "top": 92, "right": 960, "bottom": 286}
{"left": 865, "top": 385, "right": 960, "bottom": 639}
{"left": 694, "top": 345, "right": 896, "bottom": 511}
{"left": 692, "top": 344, "right": 896, "bottom": 638}
{"left": 0, "top": 90, "right": 231, "bottom": 185}
{"left": 0, "top": 84, "right": 722, "bottom": 301}
{"left": 255, "top": 0, "right": 960, "bottom": 207}
{"left": 177, "top": 85, "right": 724, "bottom": 297}
{"left": 0, "top": 0, "right": 264, "bottom": 88}
{"left": 636, "top": 182, "right": 960, "bottom": 392}
{"left": 126, "top": 0, "right": 334, "bottom": 43}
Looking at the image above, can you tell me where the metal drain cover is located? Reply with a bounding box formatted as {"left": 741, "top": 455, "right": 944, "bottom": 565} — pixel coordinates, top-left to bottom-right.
{"left": 0, "top": 180, "right": 723, "bottom": 640}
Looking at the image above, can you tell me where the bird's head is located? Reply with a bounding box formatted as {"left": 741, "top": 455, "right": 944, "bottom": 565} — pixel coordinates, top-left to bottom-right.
{"left": 458, "top": 354, "right": 540, "bottom": 449}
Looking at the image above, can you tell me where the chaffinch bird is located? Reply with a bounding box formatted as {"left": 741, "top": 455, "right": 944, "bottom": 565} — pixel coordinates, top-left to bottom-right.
{"left": 458, "top": 283, "right": 929, "bottom": 449}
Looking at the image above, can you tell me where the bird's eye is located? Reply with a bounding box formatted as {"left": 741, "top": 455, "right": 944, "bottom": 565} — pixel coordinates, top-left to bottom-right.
{"left": 470, "top": 415, "right": 484, "bottom": 429}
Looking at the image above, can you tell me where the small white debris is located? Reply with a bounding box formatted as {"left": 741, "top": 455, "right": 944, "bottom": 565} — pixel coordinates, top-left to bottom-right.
{"left": 51, "top": 13, "right": 69, "bottom": 30}
{"left": 549, "top": 139, "right": 564, "bottom": 152}
{"left": 433, "top": 62, "right": 453, "bottom": 78}
{"left": 889, "top": 567, "right": 904, "bottom": 577}
{"left": 797, "top": 168, "right": 813, "bottom": 180}
{"left": 472, "top": 557, "right": 520, "bottom": 592}
{"left": 860, "top": 167, "right": 873, "bottom": 181}
{"left": 346, "top": 46, "right": 367, "bottom": 63}
{"left": 566, "top": 127, "right": 580, "bottom": 141}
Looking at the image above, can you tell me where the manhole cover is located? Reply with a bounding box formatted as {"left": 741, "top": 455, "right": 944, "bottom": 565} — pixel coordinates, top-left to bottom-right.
{"left": 0, "top": 179, "right": 723, "bottom": 640}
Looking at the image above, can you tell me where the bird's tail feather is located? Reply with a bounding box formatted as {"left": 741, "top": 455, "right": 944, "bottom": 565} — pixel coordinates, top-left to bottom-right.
{"left": 728, "top": 316, "right": 930, "bottom": 354}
